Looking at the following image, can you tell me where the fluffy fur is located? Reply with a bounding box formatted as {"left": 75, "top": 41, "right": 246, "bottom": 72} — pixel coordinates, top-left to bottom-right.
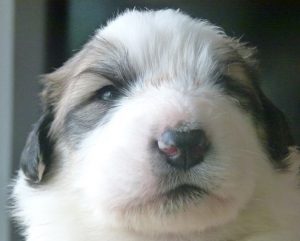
{"left": 11, "top": 9, "right": 300, "bottom": 241}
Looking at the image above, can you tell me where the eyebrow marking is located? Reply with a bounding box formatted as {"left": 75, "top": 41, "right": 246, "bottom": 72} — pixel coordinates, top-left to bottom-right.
{"left": 218, "top": 74, "right": 263, "bottom": 117}
{"left": 77, "top": 39, "right": 137, "bottom": 88}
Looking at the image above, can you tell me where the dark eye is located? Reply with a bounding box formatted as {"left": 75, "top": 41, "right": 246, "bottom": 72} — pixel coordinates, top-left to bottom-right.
{"left": 96, "top": 85, "right": 120, "bottom": 101}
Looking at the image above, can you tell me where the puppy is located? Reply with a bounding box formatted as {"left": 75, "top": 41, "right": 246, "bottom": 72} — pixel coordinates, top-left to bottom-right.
{"left": 12, "top": 9, "right": 300, "bottom": 241}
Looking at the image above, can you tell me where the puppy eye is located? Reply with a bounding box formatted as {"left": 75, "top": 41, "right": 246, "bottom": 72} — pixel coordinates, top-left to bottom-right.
{"left": 96, "top": 85, "right": 120, "bottom": 101}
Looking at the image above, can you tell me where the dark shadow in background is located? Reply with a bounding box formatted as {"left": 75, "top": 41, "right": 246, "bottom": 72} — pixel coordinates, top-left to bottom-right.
{"left": 11, "top": 1, "right": 299, "bottom": 241}
{"left": 46, "top": 1, "right": 69, "bottom": 71}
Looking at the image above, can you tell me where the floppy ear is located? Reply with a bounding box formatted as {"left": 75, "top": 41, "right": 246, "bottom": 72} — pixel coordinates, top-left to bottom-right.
{"left": 20, "top": 111, "right": 55, "bottom": 184}
{"left": 257, "top": 88, "right": 295, "bottom": 168}
{"left": 229, "top": 39, "right": 295, "bottom": 167}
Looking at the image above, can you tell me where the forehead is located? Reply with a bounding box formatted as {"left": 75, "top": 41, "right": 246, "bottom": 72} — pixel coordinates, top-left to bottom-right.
{"left": 89, "top": 9, "right": 233, "bottom": 85}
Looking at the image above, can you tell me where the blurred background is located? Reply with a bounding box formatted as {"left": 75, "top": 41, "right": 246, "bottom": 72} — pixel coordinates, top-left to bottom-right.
{"left": 0, "top": 1, "right": 299, "bottom": 240}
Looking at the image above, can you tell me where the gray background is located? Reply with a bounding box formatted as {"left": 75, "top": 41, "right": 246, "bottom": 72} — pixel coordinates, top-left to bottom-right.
{"left": 1, "top": 1, "right": 299, "bottom": 241}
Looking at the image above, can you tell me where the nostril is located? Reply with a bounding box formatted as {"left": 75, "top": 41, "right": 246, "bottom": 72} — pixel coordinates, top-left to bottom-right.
{"left": 157, "top": 140, "right": 180, "bottom": 157}
{"left": 157, "top": 128, "right": 209, "bottom": 170}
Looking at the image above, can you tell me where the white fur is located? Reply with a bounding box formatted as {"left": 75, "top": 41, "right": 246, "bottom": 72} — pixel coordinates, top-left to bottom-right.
{"left": 12, "top": 9, "right": 300, "bottom": 241}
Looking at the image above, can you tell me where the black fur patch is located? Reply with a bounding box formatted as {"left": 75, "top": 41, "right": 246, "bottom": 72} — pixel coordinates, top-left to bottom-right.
{"left": 219, "top": 74, "right": 295, "bottom": 169}
{"left": 64, "top": 101, "right": 109, "bottom": 147}
{"left": 257, "top": 88, "right": 295, "bottom": 167}
{"left": 20, "top": 111, "right": 55, "bottom": 184}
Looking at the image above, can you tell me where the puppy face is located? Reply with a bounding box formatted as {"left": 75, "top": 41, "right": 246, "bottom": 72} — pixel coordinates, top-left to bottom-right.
{"left": 20, "top": 10, "right": 294, "bottom": 234}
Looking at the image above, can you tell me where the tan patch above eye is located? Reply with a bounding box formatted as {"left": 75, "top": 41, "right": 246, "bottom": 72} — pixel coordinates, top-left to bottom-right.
{"left": 226, "top": 63, "right": 252, "bottom": 87}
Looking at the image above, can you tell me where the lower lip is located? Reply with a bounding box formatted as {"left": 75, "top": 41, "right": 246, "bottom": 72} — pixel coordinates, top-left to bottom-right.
{"left": 165, "top": 184, "right": 207, "bottom": 199}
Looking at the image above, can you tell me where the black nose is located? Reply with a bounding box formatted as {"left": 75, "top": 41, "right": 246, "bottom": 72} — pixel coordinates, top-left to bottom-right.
{"left": 157, "top": 129, "right": 209, "bottom": 170}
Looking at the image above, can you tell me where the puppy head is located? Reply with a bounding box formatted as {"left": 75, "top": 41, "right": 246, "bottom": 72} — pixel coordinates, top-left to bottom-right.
{"left": 21, "top": 9, "right": 294, "bottom": 234}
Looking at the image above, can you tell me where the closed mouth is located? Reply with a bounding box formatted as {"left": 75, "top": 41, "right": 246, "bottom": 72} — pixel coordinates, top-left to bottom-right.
{"left": 122, "top": 184, "right": 207, "bottom": 214}
{"left": 164, "top": 184, "right": 207, "bottom": 200}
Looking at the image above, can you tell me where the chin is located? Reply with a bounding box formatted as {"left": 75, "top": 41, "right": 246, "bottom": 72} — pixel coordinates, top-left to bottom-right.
{"left": 11, "top": 9, "right": 300, "bottom": 241}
